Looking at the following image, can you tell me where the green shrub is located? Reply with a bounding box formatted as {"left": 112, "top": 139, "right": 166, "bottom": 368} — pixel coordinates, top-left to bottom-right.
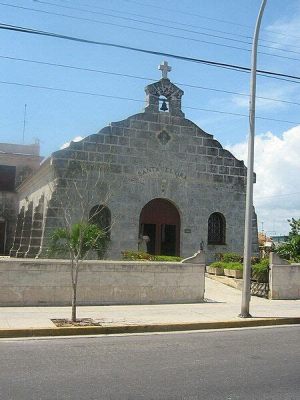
{"left": 257, "top": 258, "right": 269, "bottom": 268}
{"left": 122, "top": 251, "right": 154, "bottom": 261}
{"left": 225, "top": 262, "right": 243, "bottom": 271}
{"left": 209, "top": 261, "right": 226, "bottom": 269}
{"left": 217, "top": 252, "right": 242, "bottom": 263}
{"left": 153, "top": 255, "right": 182, "bottom": 262}
{"left": 121, "top": 251, "right": 182, "bottom": 262}
{"left": 252, "top": 258, "right": 269, "bottom": 273}
{"left": 251, "top": 259, "right": 269, "bottom": 282}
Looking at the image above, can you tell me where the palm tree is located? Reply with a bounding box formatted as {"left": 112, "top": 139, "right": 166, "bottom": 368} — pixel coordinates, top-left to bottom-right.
{"left": 50, "top": 222, "right": 109, "bottom": 321}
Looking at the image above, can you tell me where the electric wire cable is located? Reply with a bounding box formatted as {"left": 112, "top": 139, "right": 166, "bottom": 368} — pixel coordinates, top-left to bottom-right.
{"left": 1, "top": 79, "right": 299, "bottom": 125}
{"left": 120, "top": 0, "right": 300, "bottom": 41}
{"left": 35, "top": 0, "right": 300, "bottom": 52}
{"left": 8, "top": 1, "right": 300, "bottom": 61}
{"left": 2, "top": 23, "right": 300, "bottom": 82}
{"left": 2, "top": 54, "right": 300, "bottom": 107}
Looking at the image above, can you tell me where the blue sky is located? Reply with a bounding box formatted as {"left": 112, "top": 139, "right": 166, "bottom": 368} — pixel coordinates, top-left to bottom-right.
{"left": 1, "top": 0, "right": 300, "bottom": 235}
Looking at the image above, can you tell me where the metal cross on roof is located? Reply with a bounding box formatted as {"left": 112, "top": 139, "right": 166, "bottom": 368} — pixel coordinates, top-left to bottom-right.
{"left": 158, "top": 61, "right": 172, "bottom": 79}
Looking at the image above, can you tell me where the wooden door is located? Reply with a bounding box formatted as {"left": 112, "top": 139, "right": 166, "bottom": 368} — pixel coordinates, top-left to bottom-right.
{"left": 140, "top": 199, "right": 180, "bottom": 256}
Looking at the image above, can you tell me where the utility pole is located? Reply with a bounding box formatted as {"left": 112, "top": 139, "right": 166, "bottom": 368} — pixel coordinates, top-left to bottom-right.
{"left": 239, "top": 0, "right": 267, "bottom": 318}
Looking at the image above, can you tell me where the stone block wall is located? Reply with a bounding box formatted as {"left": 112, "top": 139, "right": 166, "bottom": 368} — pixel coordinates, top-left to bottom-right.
{"left": 47, "top": 111, "right": 252, "bottom": 261}
{"left": 269, "top": 253, "right": 300, "bottom": 299}
{"left": 0, "top": 258, "right": 205, "bottom": 306}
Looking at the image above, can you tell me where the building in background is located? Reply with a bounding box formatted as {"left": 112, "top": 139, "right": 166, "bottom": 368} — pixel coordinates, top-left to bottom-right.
{"left": 0, "top": 142, "right": 42, "bottom": 255}
{"left": 271, "top": 235, "right": 289, "bottom": 246}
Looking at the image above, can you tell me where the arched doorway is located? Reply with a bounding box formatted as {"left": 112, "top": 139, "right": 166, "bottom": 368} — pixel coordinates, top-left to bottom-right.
{"left": 139, "top": 198, "right": 180, "bottom": 256}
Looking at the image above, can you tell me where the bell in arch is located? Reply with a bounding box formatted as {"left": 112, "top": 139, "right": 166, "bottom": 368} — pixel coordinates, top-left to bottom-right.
{"left": 160, "top": 99, "right": 168, "bottom": 112}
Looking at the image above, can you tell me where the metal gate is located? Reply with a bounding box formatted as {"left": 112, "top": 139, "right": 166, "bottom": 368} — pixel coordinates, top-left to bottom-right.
{"left": 251, "top": 269, "right": 269, "bottom": 298}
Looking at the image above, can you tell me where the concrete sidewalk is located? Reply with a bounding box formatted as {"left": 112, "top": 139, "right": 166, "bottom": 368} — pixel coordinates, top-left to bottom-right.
{"left": 0, "top": 278, "right": 299, "bottom": 337}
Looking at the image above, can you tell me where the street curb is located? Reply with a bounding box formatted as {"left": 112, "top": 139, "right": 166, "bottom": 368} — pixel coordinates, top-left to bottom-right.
{"left": 1, "top": 317, "right": 300, "bottom": 338}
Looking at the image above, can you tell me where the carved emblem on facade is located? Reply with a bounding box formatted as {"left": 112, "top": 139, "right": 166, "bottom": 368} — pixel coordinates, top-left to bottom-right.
{"left": 157, "top": 130, "right": 171, "bottom": 145}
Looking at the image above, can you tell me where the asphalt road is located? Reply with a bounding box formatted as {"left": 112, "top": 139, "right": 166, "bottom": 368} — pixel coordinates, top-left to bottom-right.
{"left": 0, "top": 326, "right": 299, "bottom": 400}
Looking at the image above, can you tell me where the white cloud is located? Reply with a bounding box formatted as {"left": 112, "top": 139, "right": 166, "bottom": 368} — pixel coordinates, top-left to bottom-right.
{"left": 265, "top": 13, "right": 300, "bottom": 52}
{"left": 226, "top": 126, "right": 300, "bottom": 235}
{"left": 231, "top": 85, "right": 297, "bottom": 111}
{"left": 232, "top": 94, "right": 277, "bottom": 111}
{"left": 60, "top": 136, "right": 84, "bottom": 149}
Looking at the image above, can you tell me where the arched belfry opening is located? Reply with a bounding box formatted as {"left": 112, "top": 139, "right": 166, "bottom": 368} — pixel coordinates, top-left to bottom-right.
{"left": 139, "top": 198, "right": 180, "bottom": 256}
{"left": 159, "top": 96, "right": 169, "bottom": 112}
{"left": 144, "top": 61, "right": 185, "bottom": 117}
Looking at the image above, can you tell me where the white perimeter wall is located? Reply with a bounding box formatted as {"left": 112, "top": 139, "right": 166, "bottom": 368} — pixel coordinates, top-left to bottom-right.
{"left": 269, "top": 253, "right": 300, "bottom": 299}
{"left": 0, "top": 258, "right": 205, "bottom": 306}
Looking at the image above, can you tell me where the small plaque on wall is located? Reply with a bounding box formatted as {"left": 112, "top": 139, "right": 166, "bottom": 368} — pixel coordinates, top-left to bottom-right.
{"left": 184, "top": 228, "right": 191, "bottom": 233}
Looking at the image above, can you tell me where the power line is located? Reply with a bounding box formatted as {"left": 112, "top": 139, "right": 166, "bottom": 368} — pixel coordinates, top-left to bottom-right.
{"left": 50, "top": 0, "right": 253, "bottom": 38}
{"left": 2, "top": 22, "right": 300, "bottom": 83}
{"left": 94, "top": 0, "right": 259, "bottom": 30}
{"left": 180, "top": 83, "right": 300, "bottom": 106}
{"left": 2, "top": 54, "right": 300, "bottom": 107}
{"left": 25, "top": 0, "right": 257, "bottom": 43}
{"left": 49, "top": 0, "right": 300, "bottom": 53}
{"left": 0, "top": 54, "right": 153, "bottom": 81}
{"left": 41, "top": 0, "right": 300, "bottom": 54}
{"left": 0, "top": 79, "right": 145, "bottom": 101}
{"left": 1, "top": 79, "right": 299, "bottom": 125}
{"left": 255, "top": 192, "right": 300, "bottom": 199}
{"left": 120, "top": 0, "right": 300, "bottom": 41}
{"left": 30, "top": 0, "right": 254, "bottom": 33}
{"left": 10, "top": 1, "right": 300, "bottom": 62}
{"left": 27, "top": 0, "right": 258, "bottom": 48}
{"left": 0, "top": 2, "right": 255, "bottom": 53}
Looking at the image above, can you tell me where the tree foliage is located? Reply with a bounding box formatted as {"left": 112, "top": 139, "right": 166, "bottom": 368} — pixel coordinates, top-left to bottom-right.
{"left": 50, "top": 222, "right": 110, "bottom": 321}
{"left": 276, "top": 235, "right": 300, "bottom": 262}
{"left": 50, "top": 223, "right": 108, "bottom": 260}
{"left": 276, "top": 218, "right": 300, "bottom": 262}
{"left": 47, "top": 160, "right": 114, "bottom": 321}
{"left": 288, "top": 218, "right": 300, "bottom": 237}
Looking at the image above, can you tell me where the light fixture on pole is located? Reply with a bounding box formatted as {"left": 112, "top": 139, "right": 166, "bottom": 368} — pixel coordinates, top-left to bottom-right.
{"left": 239, "top": 0, "right": 267, "bottom": 318}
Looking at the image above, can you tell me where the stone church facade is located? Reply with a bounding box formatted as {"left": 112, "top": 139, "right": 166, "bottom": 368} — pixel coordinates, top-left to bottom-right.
{"left": 7, "top": 63, "right": 258, "bottom": 262}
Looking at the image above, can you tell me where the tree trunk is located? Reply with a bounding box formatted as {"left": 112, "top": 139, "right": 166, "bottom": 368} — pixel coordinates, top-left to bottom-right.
{"left": 71, "top": 259, "right": 79, "bottom": 322}
{"left": 71, "top": 281, "right": 77, "bottom": 322}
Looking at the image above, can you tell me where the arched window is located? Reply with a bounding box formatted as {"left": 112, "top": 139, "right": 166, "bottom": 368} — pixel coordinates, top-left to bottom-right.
{"left": 89, "top": 205, "right": 111, "bottom": 237}
{"left": 89, "top": 205, "right": 111, "bottom": 259}
{"left": 208, "top": 213, "right": 226, "bottom": 245}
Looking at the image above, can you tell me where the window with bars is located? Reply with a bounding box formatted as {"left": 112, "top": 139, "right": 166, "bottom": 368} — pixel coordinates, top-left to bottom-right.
{"left": 208, "top": 212, "right": 226, "bottom": 245}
